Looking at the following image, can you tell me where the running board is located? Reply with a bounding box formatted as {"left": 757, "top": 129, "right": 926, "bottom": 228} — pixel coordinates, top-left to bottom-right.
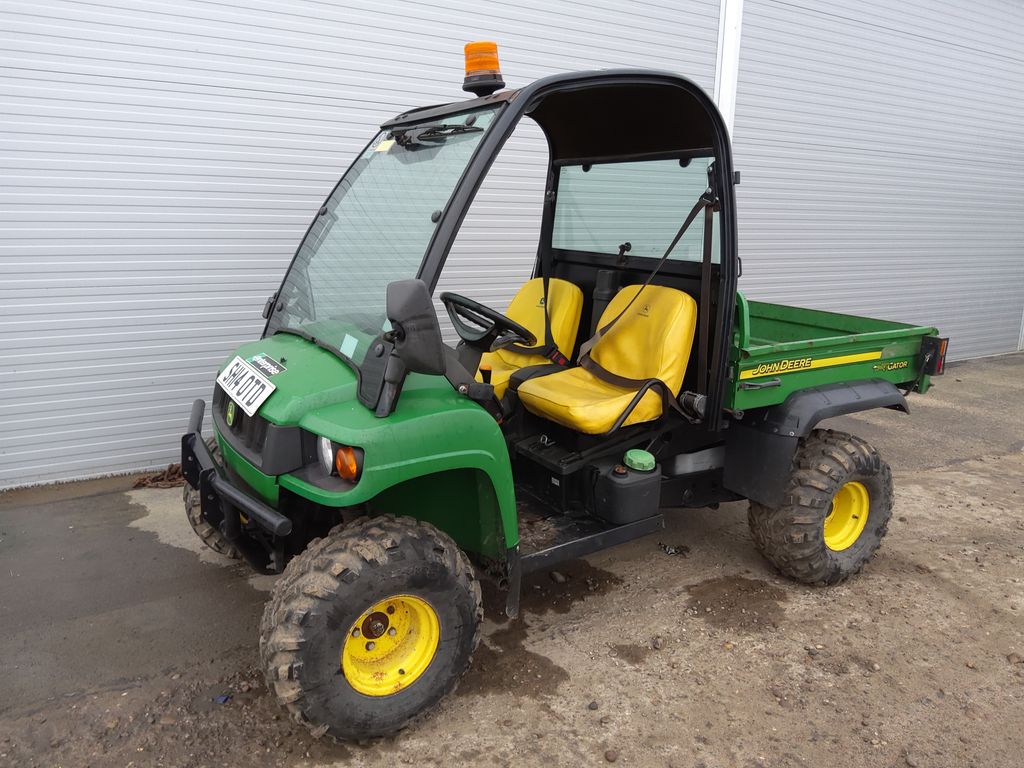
{"left": 520, "top": 514, "right": 665, "bottom": 574}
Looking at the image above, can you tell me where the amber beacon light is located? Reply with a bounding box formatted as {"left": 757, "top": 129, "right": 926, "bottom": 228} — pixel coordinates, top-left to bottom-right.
{"left": 463, "top": 41, "right": 505, "bottom": 96}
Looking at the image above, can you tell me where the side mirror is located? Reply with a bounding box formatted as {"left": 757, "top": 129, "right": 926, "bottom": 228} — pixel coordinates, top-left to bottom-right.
{"left": 385, "top": 279, "right": 446, "bottom": 375}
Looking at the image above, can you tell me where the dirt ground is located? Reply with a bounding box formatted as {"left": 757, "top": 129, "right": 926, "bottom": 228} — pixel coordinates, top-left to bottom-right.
{"left": 1, "top": 353, "right": 1022, "bottom": 768}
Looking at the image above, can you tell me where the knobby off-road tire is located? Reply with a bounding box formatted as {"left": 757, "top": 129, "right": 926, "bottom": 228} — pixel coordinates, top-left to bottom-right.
{"left": 259, "top": 515, "right": 483, "bottom": 741}
{"left": 182, "top": 437, "right": 239, "bottom": 559}
{"left": 748, "top": 429, "right": 893, "bottom": 585}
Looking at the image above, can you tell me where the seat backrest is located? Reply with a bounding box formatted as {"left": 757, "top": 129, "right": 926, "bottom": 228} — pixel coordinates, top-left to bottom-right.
{"left": 590, "top": 285, "right": 698, "bottom": 394}
{"left": 493, "top": 277, "right": 583, "bottom": 365}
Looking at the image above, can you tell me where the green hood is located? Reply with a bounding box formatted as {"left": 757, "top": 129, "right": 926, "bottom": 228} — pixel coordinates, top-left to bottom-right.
{"left": 225, "top": 334, "right": 358, "bottom": 426}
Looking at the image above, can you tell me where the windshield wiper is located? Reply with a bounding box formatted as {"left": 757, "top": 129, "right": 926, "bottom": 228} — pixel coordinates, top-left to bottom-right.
{"left": 392, "top": 123, "right": 482, "bottom": 148}
{"left": 273, "top": 326, "right": 360, "bottom": 377}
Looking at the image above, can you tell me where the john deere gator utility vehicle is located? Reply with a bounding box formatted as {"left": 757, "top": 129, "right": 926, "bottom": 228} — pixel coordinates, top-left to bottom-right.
{"left": 182, "top": 43, "right": 948, "bottom": 739}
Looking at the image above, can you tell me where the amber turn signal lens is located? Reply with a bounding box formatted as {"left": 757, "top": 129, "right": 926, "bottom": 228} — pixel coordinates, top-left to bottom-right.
{"left": 464, "top": 41, "right": 501, "bottom": 76}
{"left": 335, "top": 445, "right": 360, "bottom": 482}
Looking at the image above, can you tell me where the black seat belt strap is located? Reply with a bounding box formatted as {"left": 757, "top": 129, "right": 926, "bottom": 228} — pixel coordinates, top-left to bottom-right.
{"left": 577, "top": 190, "right": 715, "bottom": 361}
{"left": 696, "top": 202, "right": 716, "bottom": 396}
{"left": 507, "top": 362, "right": 564, "bottom": 393}
{"left": 578, "top": 355, "right": 694, "bottom": 427}
{"left": 494, "top": 258, "right": 569, "bottom": 365}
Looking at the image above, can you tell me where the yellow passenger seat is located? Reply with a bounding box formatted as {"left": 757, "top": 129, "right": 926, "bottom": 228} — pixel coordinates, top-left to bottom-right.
{"left": 476, "top": 278, "right": 584, "bottom": 398}
{"left": 517, "top": 285, "right": 697, "bottom": 434}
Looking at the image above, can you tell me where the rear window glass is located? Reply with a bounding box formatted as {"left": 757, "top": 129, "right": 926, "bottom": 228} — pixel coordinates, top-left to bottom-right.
{"left": 552, "top": 157, "right": 718, "bottom": 262}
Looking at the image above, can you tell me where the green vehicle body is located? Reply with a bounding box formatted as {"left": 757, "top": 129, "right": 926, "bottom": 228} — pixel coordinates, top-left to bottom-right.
{"left": 210, "top": 294, "right": 938, "bottom": 562}
{"left": 729, "top": 292, "right": 939, "bottom": 411}
{"left": 215, "top": 335, "right": 515, "bottom": 558}
{"left": 185, "top": 67, "right": 947, "bottom": 578}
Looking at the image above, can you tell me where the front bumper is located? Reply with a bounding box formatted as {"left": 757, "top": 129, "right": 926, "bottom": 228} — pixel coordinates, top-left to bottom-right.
{"left": 182, "top": 399, "right": 293, "bottom": 553}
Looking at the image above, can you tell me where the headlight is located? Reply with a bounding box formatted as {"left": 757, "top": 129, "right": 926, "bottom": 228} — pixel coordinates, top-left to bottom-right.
{"left": 317, "top": 436, "right": 363, "bottom": 482}
{"left": 318, "top": 436, "right": 334, "bottom": 475}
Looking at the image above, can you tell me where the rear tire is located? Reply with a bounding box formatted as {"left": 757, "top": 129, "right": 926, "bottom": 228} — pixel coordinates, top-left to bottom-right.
{"left": 260, "top": 515, "right": 482, "bottom": 741}
{"left": 182, "top": 438, "right": 239, "bottom": 559}
{"left": 748, "top": 429, "right": 893, "bottom": 585}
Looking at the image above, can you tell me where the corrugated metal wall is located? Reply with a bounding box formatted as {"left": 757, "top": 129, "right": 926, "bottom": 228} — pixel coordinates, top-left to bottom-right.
{"left": 731, "top": 0, "right": 1024, "bottom": 361}
{"left": 0, "top": 0, "right": 721, "bottom": 487}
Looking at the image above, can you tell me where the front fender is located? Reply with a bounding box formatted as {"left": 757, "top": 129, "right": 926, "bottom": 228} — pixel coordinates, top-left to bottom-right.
{"left": 278, "top": 373, "right": 517, "bottom": 556}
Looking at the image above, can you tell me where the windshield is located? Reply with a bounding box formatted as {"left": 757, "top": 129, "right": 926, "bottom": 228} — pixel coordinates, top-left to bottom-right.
{"left": 265, "top": 105, "right": 500, "bottom": 366}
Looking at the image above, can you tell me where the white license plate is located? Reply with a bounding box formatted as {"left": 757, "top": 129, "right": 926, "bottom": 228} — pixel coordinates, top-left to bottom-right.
{"left": 216, "top": 356, "right": 276, "bottom": 417}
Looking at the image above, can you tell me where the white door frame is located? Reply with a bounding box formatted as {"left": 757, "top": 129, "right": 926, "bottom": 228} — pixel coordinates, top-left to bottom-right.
{"left": 713, "top": 0, "right": 745, "bottom": 136}
{"left": 1018, "top": 304, "right": 1024, "bottom": 351}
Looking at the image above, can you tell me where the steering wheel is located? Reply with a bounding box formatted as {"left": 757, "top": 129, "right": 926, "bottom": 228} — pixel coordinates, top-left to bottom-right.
{"left": 439, "top": 292, "right": 536, "bottom": 351}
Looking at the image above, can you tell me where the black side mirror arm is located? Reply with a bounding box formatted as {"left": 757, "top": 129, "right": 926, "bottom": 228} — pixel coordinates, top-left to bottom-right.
{"left": 262, "top": 291, "right": 279, "bottom": 320}
{"left": 375, "top": 353, "right": 408, "bottom": 418}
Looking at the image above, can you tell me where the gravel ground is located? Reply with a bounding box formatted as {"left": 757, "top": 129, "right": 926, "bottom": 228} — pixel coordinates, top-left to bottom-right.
{"left": 0, "top": 353, "right": 1021, "bottom": 767}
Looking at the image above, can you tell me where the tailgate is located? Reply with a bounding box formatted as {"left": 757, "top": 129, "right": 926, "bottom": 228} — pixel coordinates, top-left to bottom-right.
{"left": 728, "top": 295, "right": 941, "bottom": 411}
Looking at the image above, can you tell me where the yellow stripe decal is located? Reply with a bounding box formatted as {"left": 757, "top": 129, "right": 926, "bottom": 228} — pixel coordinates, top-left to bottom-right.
{"left": 739, "top": 351, "right": 883, "bottom": 380}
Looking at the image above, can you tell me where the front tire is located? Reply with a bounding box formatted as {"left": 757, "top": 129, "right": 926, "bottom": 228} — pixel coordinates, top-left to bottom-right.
{"left": 182, "top": 438, "right": 239, "bottom": 559}
{"left": 260, "top": 516, "right": 482, "bottom": 740}
{"left": 748, "top": 429, "right": 893, "bottom": 585}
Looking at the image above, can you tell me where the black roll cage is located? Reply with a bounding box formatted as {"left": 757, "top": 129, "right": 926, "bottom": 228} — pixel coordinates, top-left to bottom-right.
{"left": 270, "top": 69, "right": 739, "bottom": 431}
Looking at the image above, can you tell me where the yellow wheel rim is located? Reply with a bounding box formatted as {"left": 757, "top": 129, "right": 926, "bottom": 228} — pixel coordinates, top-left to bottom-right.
{"left": 824, "top": 481, "right": 870, "bottom": 551}
{"left": 341, "top": 595, "right": 440, "bottom": 697}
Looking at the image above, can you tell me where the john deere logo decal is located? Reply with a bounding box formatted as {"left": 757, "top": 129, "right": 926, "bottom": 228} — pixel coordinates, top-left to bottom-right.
{"left": 226, "top": 400, "right": 237, "bottom": 426}
{"left": 739, "top": 351, "right": 883, "bottom": 380}
{"left": 747, "top": 357, "right": 814, "bottom": 377}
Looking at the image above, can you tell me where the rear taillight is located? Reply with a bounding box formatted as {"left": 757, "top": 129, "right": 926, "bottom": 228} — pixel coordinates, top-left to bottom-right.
{"left": 921, "top": 336, "right": 949, "bottom": 376}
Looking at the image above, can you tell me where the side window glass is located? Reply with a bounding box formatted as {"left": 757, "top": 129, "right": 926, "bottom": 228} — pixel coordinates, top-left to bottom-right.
{"left": 552, "top": 157, "right": 719, "bottom": 263}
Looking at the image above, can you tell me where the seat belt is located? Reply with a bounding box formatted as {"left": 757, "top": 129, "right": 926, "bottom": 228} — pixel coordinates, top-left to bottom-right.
{"left": 494, "top": 253, "right": 570, "bottom": 366}
{"left": 576, "top": 189, "right": 716, "bottom": 361}
{"left": 695, "top": 202, "right": 715, "bottom": 396}
{"left": 578, "top": 355, "right": 694, "bottom": 425}
{"left": 575, "top": 189, "right": 718, "bottom": 429}
{"left": 507, "top": 362, "right": 564, "bottom": 393}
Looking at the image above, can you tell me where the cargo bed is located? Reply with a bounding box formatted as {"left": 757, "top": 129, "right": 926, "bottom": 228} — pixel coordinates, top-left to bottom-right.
{"left": 728, "top": 293, "right": 940, "bottom": 411}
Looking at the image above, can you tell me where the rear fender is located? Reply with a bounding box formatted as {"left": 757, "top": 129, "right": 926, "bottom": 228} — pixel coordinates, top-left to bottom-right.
{"left": 724, "top": 379, "right": 908, "bottom": 507}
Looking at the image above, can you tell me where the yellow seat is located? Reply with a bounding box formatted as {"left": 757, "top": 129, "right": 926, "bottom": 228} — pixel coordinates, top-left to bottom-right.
{"left": 517, "top": 285, "right": 697, "bottom": 434}
{"left": 476, "top": 278, "right": 584, "bottom": 398}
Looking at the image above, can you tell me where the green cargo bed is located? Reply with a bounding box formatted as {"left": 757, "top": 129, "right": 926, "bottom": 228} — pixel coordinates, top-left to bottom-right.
{"left": 727, "top": 292, "right": 939, "bottom": 411}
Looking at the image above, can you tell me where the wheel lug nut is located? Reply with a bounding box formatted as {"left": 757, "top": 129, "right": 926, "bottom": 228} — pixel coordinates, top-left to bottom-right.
{"left": 388, "top": 628, "right": 397, "bottom": 636}
{"left": 366, "top": 641, "right": 375, "bottom": 651}
{"left": 351, "top": 628, "right": 360, "bottom": 638}
{"left": 387, "top": 605, "right": 395, "bottom": 615}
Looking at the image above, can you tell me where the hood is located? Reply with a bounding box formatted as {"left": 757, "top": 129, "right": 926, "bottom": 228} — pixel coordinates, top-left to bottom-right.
{"left": 222, "top": 333, "right": 358, "bottom": 426}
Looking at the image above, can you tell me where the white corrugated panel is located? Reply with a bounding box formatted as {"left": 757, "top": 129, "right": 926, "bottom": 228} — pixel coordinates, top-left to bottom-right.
{"left": 0, "top": 0, "right": 721, "bottom": 487}
{"left": 731, "top": 0, "right": 1024, "bottom": 361}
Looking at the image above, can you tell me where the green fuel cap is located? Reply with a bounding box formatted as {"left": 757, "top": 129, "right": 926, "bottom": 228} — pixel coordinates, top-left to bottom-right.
{"left": 623, "top": 448, "right": 656, "bottom": 472}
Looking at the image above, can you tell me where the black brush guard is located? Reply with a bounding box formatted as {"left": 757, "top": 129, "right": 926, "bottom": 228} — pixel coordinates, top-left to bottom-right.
{"left": 181, "top": 399, "right": 292, "bottom": 572}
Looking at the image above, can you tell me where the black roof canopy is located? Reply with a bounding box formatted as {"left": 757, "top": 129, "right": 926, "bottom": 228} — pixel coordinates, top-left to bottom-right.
{"left": 527, "top": 81, "right": 714, "bottom": 163}
{"left": 383, "top": 71, "right": 719, "bottom": 164}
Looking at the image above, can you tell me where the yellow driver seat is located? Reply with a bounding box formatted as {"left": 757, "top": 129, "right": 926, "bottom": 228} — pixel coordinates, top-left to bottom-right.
{"left": 476, "top": 277, "right": 584, "bottom": 398}
{"left": 517, "top": 285, "right": 697, "bottom": 434}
